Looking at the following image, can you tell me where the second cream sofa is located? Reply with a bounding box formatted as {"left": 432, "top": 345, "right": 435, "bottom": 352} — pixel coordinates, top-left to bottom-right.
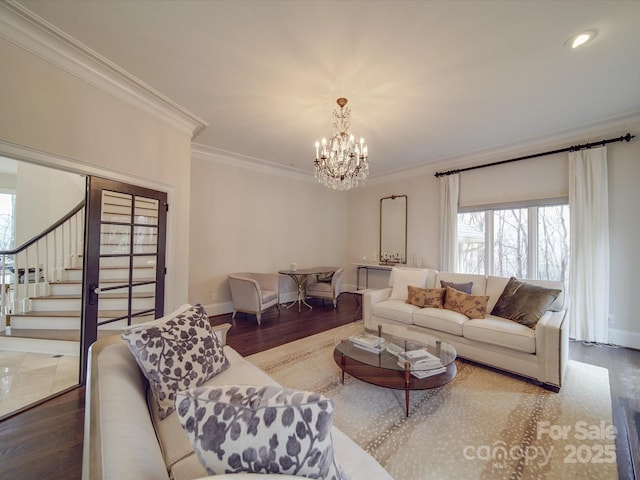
{"left": 362, "top": 268, "right": 568, "bottom": 390}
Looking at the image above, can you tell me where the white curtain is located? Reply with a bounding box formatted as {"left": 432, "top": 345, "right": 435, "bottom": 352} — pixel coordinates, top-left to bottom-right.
{"left": 568, "top": 146, "right": 609, "bottom": 343}
{"left": 440, "top": 174, "right": 459, "bottom": 272}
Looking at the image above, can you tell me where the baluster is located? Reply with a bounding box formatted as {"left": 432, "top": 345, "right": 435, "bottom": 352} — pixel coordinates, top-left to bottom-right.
{"left": 43, "top": 234, "right": 49, "bottom": 284}
{"left": 1, "top": 254, "right": 6, "bottom": 331}
{"left": 53, "top": 228, "right": 58, "bottom": 282}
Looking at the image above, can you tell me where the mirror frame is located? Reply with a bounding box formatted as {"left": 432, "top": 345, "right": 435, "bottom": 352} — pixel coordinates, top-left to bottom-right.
{"left": 379, "top": 194, "right": 407, "bottom": 265}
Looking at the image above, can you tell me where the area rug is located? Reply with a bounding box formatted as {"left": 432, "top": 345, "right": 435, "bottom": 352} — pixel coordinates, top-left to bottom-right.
{"left": 247, "top": 323, "right": 617, "bottom": 480}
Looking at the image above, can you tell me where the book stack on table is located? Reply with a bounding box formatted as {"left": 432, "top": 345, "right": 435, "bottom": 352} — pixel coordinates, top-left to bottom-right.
{"left": 349, "top": 332, "right": 385, "bottom": 353}
{"left": 397, "top": 348, "right": 446, "bottom": 378}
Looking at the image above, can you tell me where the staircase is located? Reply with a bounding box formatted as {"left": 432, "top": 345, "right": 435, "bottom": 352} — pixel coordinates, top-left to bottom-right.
{"left": 0, "top": 194, "right": 159, "bottom": 356}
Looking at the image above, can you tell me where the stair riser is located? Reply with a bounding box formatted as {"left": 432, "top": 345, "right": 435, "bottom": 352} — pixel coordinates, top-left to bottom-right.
{"left": 29, "top": 297, "right": 155, "bottom": 312}
{"left": 99, "top": 256, "right": 157, "bottom": 268}
{"left": 48, "top": 282, "right": 156, "bottom": 296}
{"left": 11, "top": 314, "right": 155, "bottom": 330}
{"left": 63, "top": 268, "right": 156, "bottom": 282}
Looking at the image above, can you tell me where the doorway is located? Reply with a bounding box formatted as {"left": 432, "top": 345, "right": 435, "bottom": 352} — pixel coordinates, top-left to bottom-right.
{"left": 0, "top": 159, "right": 168, "bottom": 417}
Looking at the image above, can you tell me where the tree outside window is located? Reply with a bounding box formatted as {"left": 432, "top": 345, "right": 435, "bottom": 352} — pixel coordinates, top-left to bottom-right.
{"left": 457, "top": 203, "right": 569, "bottom": 288}
{"left": 0, "top": 192, "right": 15, "bottom": 251}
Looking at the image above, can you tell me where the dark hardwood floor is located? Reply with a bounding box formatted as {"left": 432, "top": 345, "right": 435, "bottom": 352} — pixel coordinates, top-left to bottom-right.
{"left": 0, "top": 294, "right": 637, "bottom": 479}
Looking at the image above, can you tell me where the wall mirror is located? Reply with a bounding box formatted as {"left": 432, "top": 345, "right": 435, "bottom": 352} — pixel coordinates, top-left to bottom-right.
{"left": 379, "top": 194, "right": 407, "bottom": 264}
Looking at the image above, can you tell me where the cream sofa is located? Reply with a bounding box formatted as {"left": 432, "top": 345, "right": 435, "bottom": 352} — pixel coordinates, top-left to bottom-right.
{"left": 83, "top": 321, "right": 392, "bottom": 480}
{"left": 362, "top": 269, "right": 568, "bottom": 391}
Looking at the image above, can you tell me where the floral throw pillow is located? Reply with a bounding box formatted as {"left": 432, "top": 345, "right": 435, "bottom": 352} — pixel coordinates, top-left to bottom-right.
{"left": 443, "top": 286, "right": 489, "bottom": 319}
{"left": 121, "top": 304, "right": 229, "bottom": 419}
{"left": 175, "top": 385, "right": 347, "bottom": 479}
{"left": 406, "top": 286, "right": 445, "bottom": 308}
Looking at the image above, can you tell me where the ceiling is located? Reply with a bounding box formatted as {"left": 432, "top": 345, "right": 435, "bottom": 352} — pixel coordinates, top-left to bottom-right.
{"left": 17, "top": 0, "right": 640, "bottom": 178}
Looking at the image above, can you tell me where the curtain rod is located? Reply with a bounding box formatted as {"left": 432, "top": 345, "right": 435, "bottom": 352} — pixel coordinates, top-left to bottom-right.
{"left": 434, "top": 132, "right": 635, "bottom": 178}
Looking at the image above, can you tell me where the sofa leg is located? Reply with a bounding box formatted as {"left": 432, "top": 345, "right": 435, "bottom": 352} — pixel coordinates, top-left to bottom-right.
{"left": 542, "top": 382, "right": 561, "bottom": 393}
{"left": 232, "top": 311, "right": 237, "bottom": 319}
{"left": 333, "top": 298, "right": 337, "bottom": 308}
{"left": 256, "top": 313, "right": 261, "bottom": 326}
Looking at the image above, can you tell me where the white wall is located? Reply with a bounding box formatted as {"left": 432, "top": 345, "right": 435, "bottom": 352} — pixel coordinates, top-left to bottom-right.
{"left": 0, "top": 35, "right": 194, "bottom": 310}
{"left": 347, "top": 117, "right": 640, "bottom": 348}
{"left": 607, "top": 136, "right": 640, "bottom": 348}
{"left": 14, "top": 162, "right": 85, "bottom": 245}
{"left": 189, "top": 153, "right": 349, "bottom": 313}
{"left": 347, "top": 174, "right": 440, "bottom": 290}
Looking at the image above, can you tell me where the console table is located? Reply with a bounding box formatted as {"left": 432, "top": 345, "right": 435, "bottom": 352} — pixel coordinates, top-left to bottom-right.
{"left": 355, "top": 263, "right": 393, "bottom": 290}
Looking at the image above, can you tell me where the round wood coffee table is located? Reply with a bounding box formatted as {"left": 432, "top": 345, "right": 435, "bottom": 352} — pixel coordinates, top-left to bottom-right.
{"left": 333, "top": 330, "right": 457, "bottom": 417}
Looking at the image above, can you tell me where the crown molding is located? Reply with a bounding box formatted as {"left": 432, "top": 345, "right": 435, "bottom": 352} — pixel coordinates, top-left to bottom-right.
{"left": 366, "top": 110, "right": 640, "bottom": 185}
{"left": 0, "top": 1, "right": 208, "bottom": 138}
{"left": 191, "top": 143, "right": 317, "bottom": 184}
{"left": 0, "top": 138, "right": 175, "bottom": 193}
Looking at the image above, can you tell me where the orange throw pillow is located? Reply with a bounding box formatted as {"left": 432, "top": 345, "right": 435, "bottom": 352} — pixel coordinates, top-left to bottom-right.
{"left": 405, "top": 286, "right": 446, "bottom": 308}
{"left": 443, "top": 286, "right": 489, "bottom": 319}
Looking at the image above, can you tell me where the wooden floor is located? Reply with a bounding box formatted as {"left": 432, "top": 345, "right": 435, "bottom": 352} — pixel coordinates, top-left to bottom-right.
{"left": 0, "top": 294, "right": 637, "bottom": 480}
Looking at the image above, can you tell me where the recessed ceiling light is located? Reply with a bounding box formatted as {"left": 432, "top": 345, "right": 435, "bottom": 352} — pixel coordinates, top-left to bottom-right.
{"left": 565, "top": 29, "right": 598, "bottom": 49}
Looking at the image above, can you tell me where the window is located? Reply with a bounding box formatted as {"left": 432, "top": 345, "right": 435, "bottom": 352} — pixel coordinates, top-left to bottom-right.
{"left": 457, "top": 202, "right": 569, "bottom": 286}
{"left": 0, "top": 191, "right": 15, "bottom": 250}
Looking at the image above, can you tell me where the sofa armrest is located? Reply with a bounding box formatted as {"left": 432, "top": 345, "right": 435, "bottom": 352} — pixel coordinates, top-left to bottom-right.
{"left": 535, "top": 309, "right": 569, "bottom": 389}
{"left": 212, "top": 323, "right": 232, "bottom": 345}
{"left": 362, "top": 287, "right": 391, "bottom": 329}
{"left": 83, "top": 337, "right": 170, "bottom": 480}
{"left": 229, "top": 276, "right": 262, "bottom": 310}
{"left": 251, "top": 273, "right": 279, "bottom": 294}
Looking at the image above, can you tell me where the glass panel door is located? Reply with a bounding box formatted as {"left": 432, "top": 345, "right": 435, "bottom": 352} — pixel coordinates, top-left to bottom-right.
{"left": 81, "top": 177, "right": 166, "bottom": 383}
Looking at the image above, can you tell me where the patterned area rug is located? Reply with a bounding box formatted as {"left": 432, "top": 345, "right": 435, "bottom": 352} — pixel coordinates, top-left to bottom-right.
{"left": 247, "top": 323, "right": 617, "bottom": 480}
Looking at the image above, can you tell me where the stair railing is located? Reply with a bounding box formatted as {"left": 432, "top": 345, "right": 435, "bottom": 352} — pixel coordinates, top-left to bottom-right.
{"left": 1, "top": 201, "right": 85, "bottom": 328}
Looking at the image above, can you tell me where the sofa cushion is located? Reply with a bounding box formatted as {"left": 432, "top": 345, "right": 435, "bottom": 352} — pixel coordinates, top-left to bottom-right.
{"left": 440, "top": 280, "right": 473, "bottom": 294}
{"left": 405, "top": 286, "right": 445, "bottom": 308}
{"left": 412, "top": 307, "right": 470, "bottom": 336}
{"left": 491, "top": 277, "right": 561, "bottom": 329}
{"left": 389, "top": 267, "right": 429, "bottom": 301}
{"left": 175, "top": 385, "right": 346, "bottom": 479}
{"left": 121, "top": 304, "right": 229, "bottom": 419}
{"left": 372, "top": 300, "right": 419, "bottom": 325}
{"left": 443, "top": 287, "right": 489, "bottom": 319}
{"left": 462, "top": 315, "right": 536, "bottom": 353}
{"left": 307, "top": 282, "right": 331, "bottom": 293}
{"left": 262, "top": 289, "right": 278, "bottom": 303}
{"left": 150, "top": 346, "right": 280, "bottom": 472}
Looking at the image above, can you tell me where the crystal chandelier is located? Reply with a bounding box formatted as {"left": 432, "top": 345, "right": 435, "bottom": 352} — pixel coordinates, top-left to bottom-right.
{"left": 314, "top": 98, "right": 369, "bottom": 191}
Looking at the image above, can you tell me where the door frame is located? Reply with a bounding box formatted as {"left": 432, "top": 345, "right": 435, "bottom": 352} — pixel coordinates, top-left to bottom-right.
{"left": 0, "top": 141, "right": 178, "bottom": 384}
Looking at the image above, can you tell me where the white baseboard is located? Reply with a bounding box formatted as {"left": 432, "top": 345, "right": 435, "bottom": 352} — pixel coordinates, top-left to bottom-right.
{"left": 202, "top": 301, "right": 234, "bottom": 317}
{"left": 202, "top": 291, "right": 300, "bottom": 318}
{"left": 608, "top": 328, "right": 640, "bottom": 350}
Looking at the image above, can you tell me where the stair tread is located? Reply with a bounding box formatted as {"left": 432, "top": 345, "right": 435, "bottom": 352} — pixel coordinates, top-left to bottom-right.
{"left": 0, "top": 329, "right": 81, "bottom": 341}
{"left": 0, "top": 329, "right": 130, "bottom": 341}
{"left": 11, "top": 310, "right": 156, "bottom": 318}
{"left": 64, "top": 265, "right": 155, "bottom": 271}
{"left": 49, "top": 278, "right": 156, "bottom": 285}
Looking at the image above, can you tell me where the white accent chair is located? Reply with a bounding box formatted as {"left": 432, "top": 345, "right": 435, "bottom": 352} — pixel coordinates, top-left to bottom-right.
{"left": 228, "top": 273, "right": 280, "bottom": 325}
{"left": 305, "top": 267, "right": 344, "bottom": 308}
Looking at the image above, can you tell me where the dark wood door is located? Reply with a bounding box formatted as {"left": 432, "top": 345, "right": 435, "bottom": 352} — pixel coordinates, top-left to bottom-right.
{"left": 80, "top": 176, "right": 167, "bottom": 383}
